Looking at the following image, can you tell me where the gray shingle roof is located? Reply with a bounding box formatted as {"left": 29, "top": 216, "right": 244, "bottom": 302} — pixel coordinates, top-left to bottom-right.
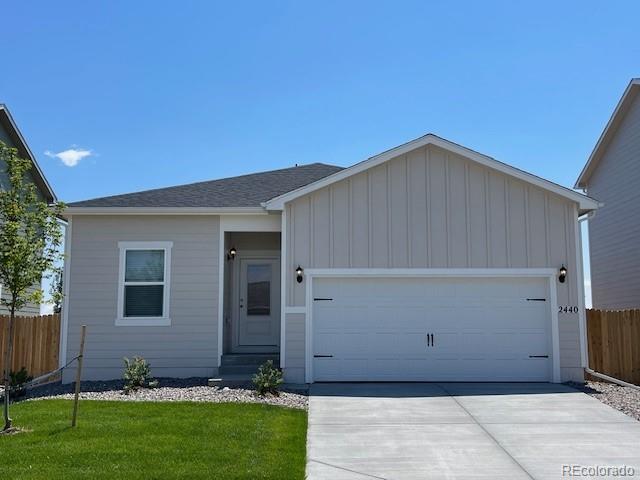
{"left": 68, "top": 163, "right": 344, "bottom": 208}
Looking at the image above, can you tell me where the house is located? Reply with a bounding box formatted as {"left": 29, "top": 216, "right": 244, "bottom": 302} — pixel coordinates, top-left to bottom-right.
{"left": 60, "top": 134, "right": 598, "bottom": 384}
{"left": 0, "top": 104, "right": 57, "bottom": 316}
{"left": 576, "top": 79, "right": 640, "bottom": 310}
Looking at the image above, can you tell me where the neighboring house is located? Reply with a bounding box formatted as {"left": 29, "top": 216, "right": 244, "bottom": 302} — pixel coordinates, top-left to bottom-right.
{"left": 61, "top": 134, "right": 598, "bottom": 384}
{"left": 576, "top": 79, "right": 640, "bottom": 310}
{"left": 0, "top": 104, "right": 57, "bottom": 316}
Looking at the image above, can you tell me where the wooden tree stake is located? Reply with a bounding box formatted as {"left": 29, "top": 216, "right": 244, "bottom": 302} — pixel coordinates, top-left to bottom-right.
{"left": 71, "top": 325, "right": 86, "bottom": 427}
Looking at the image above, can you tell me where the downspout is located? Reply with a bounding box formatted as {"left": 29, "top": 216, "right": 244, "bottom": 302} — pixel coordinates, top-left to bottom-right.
{"left": 584, "top": 368, "right": 640, "bottom": 390}
{"left": 577, "top": 212, "right": 640, "bottom": 391}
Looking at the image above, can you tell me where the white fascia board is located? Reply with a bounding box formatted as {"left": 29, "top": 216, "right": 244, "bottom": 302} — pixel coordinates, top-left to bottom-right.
{"left": 219, "top": 213, "right": 281, "bottom": 232}
{"left": 64, "top": 206, "right": 269, "bottom": 216}
{"left": 575, "top": 79, "right": 640, "bottom": 189}
{"left": 265, "top": 134, "right": 599, "bottom": 212}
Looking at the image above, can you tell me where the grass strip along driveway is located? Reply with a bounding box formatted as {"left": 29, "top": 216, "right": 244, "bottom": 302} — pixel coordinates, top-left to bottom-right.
{"left": 0, "top": 399, "right": 307, "bottom": 479}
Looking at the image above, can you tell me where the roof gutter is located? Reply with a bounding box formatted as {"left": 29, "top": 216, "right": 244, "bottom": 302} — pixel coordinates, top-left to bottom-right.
{"left": 584, "top": 367, "right": 640, "bottom": 390}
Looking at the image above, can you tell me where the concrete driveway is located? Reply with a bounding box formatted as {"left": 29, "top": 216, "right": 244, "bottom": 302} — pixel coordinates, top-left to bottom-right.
{"left": 307, "top": 383, "right": 640, "bottom": 479}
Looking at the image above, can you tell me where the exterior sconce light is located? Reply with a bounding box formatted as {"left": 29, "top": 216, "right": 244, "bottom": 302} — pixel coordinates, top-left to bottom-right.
{"left": 295, "top": 265, "right": 304, "bottom": 283}
{"left": 558, "top": 264, "right": 567, "bottom": 283}
{"left": 227, "top": 247, "right": 237, "bottom": 260}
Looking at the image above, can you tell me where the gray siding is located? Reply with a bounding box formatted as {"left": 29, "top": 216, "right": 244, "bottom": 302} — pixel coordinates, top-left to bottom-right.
{"left": 586, "top": 93, "right": 640, "bottom": 309}
{"left": 0, "top": 122, "right": 15, "bottom": 190}
{"left": 0, "top": 285, "right": 42, "bottom": 316}
{"left": 63, "top": 215, "right": 220, "bottom": 382}
{"left": 284, "top": 313, "right": 305, "bottom": 383}
{"left": 284, "top": 144, "right": 583, "bottom": 383}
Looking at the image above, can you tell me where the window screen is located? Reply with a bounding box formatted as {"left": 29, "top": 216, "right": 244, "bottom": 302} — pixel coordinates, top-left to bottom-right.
{"left": 123, "top": 249, "right": 165, "bottom": 317}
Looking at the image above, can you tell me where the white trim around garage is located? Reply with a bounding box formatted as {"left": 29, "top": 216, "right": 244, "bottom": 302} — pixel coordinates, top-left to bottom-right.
{"left": 302, "top": 268, "right": 562, "bottom": 384}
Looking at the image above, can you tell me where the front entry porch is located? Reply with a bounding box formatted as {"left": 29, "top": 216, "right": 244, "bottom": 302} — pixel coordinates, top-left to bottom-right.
{"left": 214, "top": 230, "right": 282, "bottom": 386}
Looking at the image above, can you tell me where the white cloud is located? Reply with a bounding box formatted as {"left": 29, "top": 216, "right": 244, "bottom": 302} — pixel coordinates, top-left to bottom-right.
{"left": 45, "top": 147, "right": 93, "bottom": 167}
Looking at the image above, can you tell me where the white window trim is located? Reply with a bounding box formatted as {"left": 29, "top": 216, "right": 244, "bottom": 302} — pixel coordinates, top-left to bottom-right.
{"left": 116, "top": 241, "right": 173, "bottom": 326}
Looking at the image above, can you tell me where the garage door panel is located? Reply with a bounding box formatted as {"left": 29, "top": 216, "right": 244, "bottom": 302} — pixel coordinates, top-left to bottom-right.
{"left": 370, "top": 358, "right": 403, "bottom": 376}
{"left": 312, "top": 276, "right": 552, "bottom": 382}
{"left": 315, "top": 331, "right": 368, "bottom": 356}
{"left": 399, "top": 332, "right": 429, "bottom": 355}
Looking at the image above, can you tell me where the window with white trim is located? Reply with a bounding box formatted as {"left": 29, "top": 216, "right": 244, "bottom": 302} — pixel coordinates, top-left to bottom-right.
{"left": 117, "top": 242, "right": 172, "bottom": 326}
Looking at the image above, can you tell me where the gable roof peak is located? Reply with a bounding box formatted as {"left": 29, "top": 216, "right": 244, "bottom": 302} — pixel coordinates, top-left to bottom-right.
{"left": 575, "top": 78, "right": 640, "bottom": 189}
{"left": 264, "top": 132, "right": 599, "bottom": 213}
{"left": 0, "top": 104, "right": 57, "bottom": 203}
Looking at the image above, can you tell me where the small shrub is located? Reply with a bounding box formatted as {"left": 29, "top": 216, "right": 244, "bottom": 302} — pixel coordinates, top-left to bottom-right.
{"left": 147, "top": 379, "right": 159, "bottom": 389}
{"left": 10, "top": 368, "right": 33, "bottom": 398}
{"left": 252, "top": 360, "right": 283, "bottom": 396}
{"left": 122, "top": 356, "right": 153, "bottom": 394}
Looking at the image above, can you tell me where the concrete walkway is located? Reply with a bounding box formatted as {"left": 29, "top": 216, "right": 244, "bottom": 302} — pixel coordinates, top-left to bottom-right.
{"left": 306, "top": 383, "right": 640, "bottom": 479}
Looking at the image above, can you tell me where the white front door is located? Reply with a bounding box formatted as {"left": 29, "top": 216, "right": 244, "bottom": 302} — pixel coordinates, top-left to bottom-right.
{"left": 312, "top": 276, "right": 553, "bottom": 382}
{"left": 237, "top": 258, "right": 280, "bottom": 350}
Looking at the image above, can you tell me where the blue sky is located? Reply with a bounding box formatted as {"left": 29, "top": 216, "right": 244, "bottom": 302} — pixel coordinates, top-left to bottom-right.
{"left": 2, "top": 1, "right": 639, "bottom": 308}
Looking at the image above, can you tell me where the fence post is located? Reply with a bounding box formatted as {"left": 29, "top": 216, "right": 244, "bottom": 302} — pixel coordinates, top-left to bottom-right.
{"left": 71, "top": 325, "right": 86, "bottom": 427}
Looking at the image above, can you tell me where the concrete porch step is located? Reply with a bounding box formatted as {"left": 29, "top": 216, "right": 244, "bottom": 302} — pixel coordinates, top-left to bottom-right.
{"left": 207, "top": 374, "right": 253, "bottom": 388}
{"left": 219, "top": 365, "right": 263, "bottom": 375}
{"left": 220, "top": 353, "right": 280, "bottom": 366}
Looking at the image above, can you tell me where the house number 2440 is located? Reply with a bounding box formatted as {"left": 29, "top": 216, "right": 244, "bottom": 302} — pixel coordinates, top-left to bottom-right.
{"left": 558, "top": 306, "right": 579, "bottom": 313}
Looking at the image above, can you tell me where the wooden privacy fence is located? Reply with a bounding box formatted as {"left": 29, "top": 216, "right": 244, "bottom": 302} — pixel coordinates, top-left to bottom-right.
{"left": 587, "top": 309, "right": 640, "bottom": 385}
{"left": 0, "top": 313, "right": 61, "bottom": 378}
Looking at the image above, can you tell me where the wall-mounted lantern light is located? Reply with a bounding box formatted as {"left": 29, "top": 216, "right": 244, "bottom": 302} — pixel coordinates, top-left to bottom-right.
{"left": 295, "top": 265, "right": 304, "bottom": 283}
{"left": 558, "top": 264, "right": 567, "bottom": 283}
{"left": 227, "top": 247, "right": 237, "bottom": 260}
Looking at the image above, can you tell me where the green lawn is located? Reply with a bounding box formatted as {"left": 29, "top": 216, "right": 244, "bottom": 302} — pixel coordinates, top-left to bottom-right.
{"left": 0, "top": 399, "right": 307, "bottom": 479}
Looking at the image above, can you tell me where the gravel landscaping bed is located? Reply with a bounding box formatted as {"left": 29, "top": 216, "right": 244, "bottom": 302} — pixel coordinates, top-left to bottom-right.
{"left": 2, "top": 378, "right": 308, "bottom": 410}
{"left": 573, "top": 381, "right": 640, "bottom": 421}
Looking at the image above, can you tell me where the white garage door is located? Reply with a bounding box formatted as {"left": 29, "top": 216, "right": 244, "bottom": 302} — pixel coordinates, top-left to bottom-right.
{"left": 312, "top": 276, "right": 553, "bottom": 382}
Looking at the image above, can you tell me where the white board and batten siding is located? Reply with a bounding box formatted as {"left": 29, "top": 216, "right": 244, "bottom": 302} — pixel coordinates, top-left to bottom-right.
{"left": 284, "top": 144, "right": 584, "bottom": 384}
{"left": 63, "top": 216, "right": 220, "bottom": 382}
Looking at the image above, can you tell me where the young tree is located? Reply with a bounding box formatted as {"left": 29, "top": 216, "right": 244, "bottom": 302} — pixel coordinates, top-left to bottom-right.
{"left": 0, "top": 141, "right": 65, "bottom": 432}
{"left": 52, "top": 270, "right": 63, "bottom": 314}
